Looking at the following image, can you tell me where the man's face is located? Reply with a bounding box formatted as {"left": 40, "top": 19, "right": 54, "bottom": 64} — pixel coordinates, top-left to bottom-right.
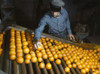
{"left": 51, "top": 11, "right": 60, "bottom": 18}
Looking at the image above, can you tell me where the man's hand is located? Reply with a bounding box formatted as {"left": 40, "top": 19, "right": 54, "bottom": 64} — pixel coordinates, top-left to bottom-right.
{"left": 34, "top": 41, "right": 43, "bottom": 50}
{"left": 68, "top": 34, "right": 75, "bottom": 41}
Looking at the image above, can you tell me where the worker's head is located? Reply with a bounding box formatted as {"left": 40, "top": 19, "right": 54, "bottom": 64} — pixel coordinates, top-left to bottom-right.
{"left": 50, "top": 0, "right": 65, "bottom": 18}
{"left": 50, "top": 4, "right": 61, "bottom": 17}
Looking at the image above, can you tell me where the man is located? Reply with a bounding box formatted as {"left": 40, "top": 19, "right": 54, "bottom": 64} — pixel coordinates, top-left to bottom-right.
{"left": 34, "top": 0, "right": 75, "bottom": 49}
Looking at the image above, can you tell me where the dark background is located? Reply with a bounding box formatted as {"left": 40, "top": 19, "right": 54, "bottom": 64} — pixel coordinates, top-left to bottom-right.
{"left": 0, "top": 0, "right": 100, "bottom": 36}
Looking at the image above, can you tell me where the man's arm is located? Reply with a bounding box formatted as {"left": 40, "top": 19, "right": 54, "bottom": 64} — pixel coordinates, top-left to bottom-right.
{"left": 62, "top": 8, "right": 72, "bottom": 34}
{"left": 66, "top": 17, "right": 72, "bottom": 34}
{"left": 62, "top": 8, "right": 75, "bottom": 41}
{"left": 34, "top": 15, "right": 47, "bottom": 42}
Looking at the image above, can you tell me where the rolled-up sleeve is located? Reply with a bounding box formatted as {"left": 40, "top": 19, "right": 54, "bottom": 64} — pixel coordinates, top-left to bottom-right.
{"left": 62, "top": 8, "right": 72, "bottom": 34}
{"left": 34, "top": 15, "right": 47, "bottom": 42}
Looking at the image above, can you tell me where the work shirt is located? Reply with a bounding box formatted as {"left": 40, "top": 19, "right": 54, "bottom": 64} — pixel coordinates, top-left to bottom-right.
{"left": 34, "top": 8, "right": 72, "bottom": 41}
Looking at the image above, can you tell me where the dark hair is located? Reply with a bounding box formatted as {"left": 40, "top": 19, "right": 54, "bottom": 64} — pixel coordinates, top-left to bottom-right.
{"left": 50, "top": 3, "right": 61, "bottom": 12}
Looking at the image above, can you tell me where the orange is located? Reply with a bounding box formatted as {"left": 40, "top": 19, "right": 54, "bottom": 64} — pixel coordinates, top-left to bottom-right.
{"left": 16, "top": 57, "right": 24, "bottom": 64}
{"left": 55, "top": 59, "right": 61, "bottom": 65}
{"left": 45, "top": 37, "right": 49, "bottom": 41}
{"left": 48, "top": 54, "right": 53, "bottom": 57}
{"left": 10, "top": 55, "right": 16, "bottom": 60}
{"left": 10, "top": 45, "right": 15, "bottom": 48}
{"left": 43, "top": 42, "right": 47, "bottom": 46}
{"left": 31, "top": 57, "right": 37, "bottom": 63}
{"left": 16, "top": 41, "right": 21, "bottom": 44}
{"left": 46, "top": 49, "right": 50, "bottom": 52}
{"left": 0, "top": 48, "right": 3, "bottom": 52}
{"left": 17, "top": 52, "right": 23, "bottom": 57}
{"left": 49, "top": 57, "right": 54, "bottom": 61}
{"left": 66, "top": 60, "right": 71, "bottom": 65}
{"left": 68, "top": 64, "right": 72, "bottom": 68}
{"left": 63, "top": 57, "right": 68, "bottom": 61}
{"left": 47, "top": 51, "right": 51, "bottom": 55}
{"left": 11, "top": 28, "right": 15, "bottom": 31}
{"left": 10, "top": 38, "right": 15, "bottom": 42}
{"left": 37, "top": 45, "right": 43, "bottom": 50}
{"left": 22, "top": 38, "right": 26, "bottom": 42}
{"left": 65, "top": 67, "right": 70, "bottom": 73}
{"left": 28, "top": 43, "right": 33, "bottom": 47}
{"left": 21, "top": 31, "right": 25, "bottom": 34}
{"left": 50, "top": 48, "right": 55, "bottom": 52}
{"left": 16, "top": 49, "right": 23, "bottom": 53}
{"left": 25, "top": 59, "right": 30, "bottom": 64}
{"left": 37, "top": 52, "right": 42, "bottom": 57}
{"left": 85, "top": 68, "right": 89, "bottom": 72}
{"left": 41, "top": 37, "right": 45, "bottom": 41}
{"left": 50, "top": 39, "right": 53, "bottom": 43}
{"left": 48, "top": 43, "right": 52, "bottom": 47}
{"left": 31, "top": 53, "right": 36, "bottom": 57}
{"left": 0, "top": 41, "right": 3, "bottom": 46}
{"left": 22, "top": 41, "right": 28, "bottom": 46}
{"left": 70, "top": 58, "right": 73, "bottom": 62}
{"left": 52, "top": 51, "right": 56, "bottom": 55}
{"left": 23, "top": 48, "right": 29, "bottom": 54}
{"left": 43, "top": 54, "right": 48, "bottom": 59}
{"left": 16, "top": 43, "right": 22, "bottom": 47}
{"left": 16, "top": 38, "right": 21, "bottom": 41}
{"left": 58, "top": 41, "right": 62, "bottom": 44}
{"left": 42, "top": 52, "right": 46, "bottom": 55}
{"left": 31, "top": 34, "right": 34, "bottom": 37}
{"left": 30, "top": 51, "right": 35, "bottom": 54}
{"left": 27, "top": 41, "right": 31, "bottom": 44}
{"left": 57, "top": 51, "right": 61, "bottom": 54}
{"left": 25, "top": 54, "right": 31, "bottom": 59}
{"left": 58, "top": 53, "right": 62, "bottom": 59}
{"left": 23, "top": 46, "right": 27, "bottom": 49}
{"left": 78, "top": 65, "right": 82, "bottom": 69}
{"left": 41, "top": 49, "right": 45, "bottom": 53}
{"left": 54, "top": 54, "right": 58, "bottom": 59}
{"left": 54, "top": 40, "right": 58, "bottom": 43}
{"left": 81, "top": 69, "right": 86, "bottom": 74}
{"left": 39, "top": 62, "right": 45, "bottom": 68}
{"left": 16, "top": 30, "right": 20, "bottom": 34}
{"left": 49, "top": 46, "right": 53, "bottom": 49}
{"left": 38, "top": 57, "right": 43, "bottom": 62}
{"left": 9, "top": 51, "right": 16, "bottom": 55}
{"left": 36, "top": 50, "right": 39, "bottom": 54}
{"left": 72, "top": 64, "right": 76, "bottom": 68}
{"left": 3, "top": 32, "right": 5, "bottom": 35}
{"left": 54, "top": 46, "right": 58, "bottom": 50}
{"left": 10, "top": 48, "right": 15, "bottom": 51}
{"left": 62, "top": 54, "right": 66, "bottom": 57}
{"left": 46, "top": 63, "right": 52, "bottom": 69}
{"left": 58, "top": 45, "right": 62, "bottom": 49}
{"left": 44, "top": 45, "right": 48, "bottom": 49}
{"left": 16, "top": 46, "right": 22, "bottom": 50}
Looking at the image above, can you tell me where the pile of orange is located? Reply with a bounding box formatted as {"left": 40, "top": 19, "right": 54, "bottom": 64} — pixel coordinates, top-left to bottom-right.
{"left": 36, "top": 37, "right": 100, "bottom": 74}
{"left": 9, "top": 28, "right": 16, "bottom": 60}
{"left": 5, "top": 28, "right": 100, "bottom": 74}
{"left": 24, "top": 32, "right": 33, "bottom": 64}
{"left": 16, "top": 30, "right": 24, "bottom": 64}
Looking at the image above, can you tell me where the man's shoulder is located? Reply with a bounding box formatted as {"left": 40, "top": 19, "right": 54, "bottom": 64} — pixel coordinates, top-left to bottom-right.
{"left": 61, "top": 8, "right": 68, "bottom": 17}
{"left": 43, "top": 11, "right": 51, "bottom": 19}
{"left": 61, "top": 8, "right": 68, "bottom": 13}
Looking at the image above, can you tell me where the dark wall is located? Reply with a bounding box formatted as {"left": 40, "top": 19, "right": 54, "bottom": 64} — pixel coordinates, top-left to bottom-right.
{"left": 14, "top": 0, "right": 38, "bottom": 29}
{"left": 8, "top": 0, "right": 100, "bottom": 35}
